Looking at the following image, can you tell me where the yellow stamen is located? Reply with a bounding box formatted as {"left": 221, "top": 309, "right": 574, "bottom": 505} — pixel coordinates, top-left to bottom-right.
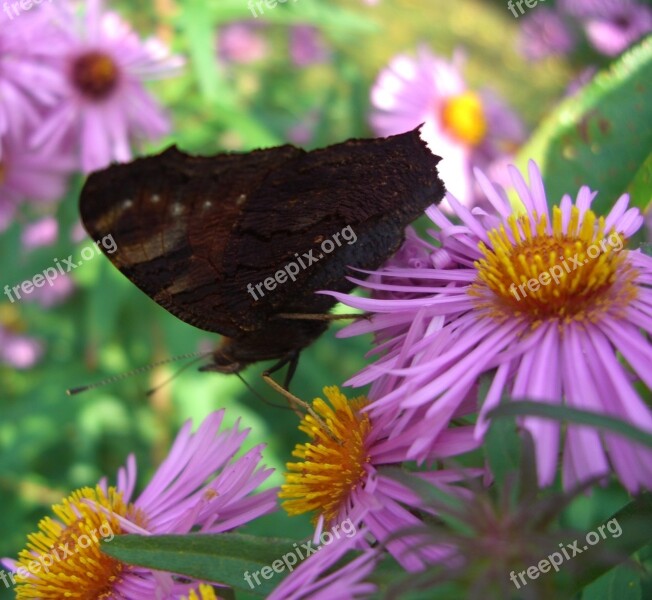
{"left": 183, "top": 583, "right": 218, "bottom": 600}
{"left": 441, "top": 91, "right": 487, "bottom": 146}
{"left": 13, "top": 486, "right": 141, "bottom": 599}
{"left": 279, "top": 387, "right": 371, "bottom": 523}
{"left": 473, "top": 207, "right": 638, "bottom": 322}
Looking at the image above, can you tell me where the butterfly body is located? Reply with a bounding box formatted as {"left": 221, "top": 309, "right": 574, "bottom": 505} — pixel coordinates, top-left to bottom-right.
{"left": 80, "top": 127, "right": 445, "bottom": 373}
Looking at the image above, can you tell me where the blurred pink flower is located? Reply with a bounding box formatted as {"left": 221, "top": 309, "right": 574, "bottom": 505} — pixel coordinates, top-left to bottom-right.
{"left": 28, "top": 273, "right": 75, "bottom": 308}
{"left": 0, "top": 6, "right": 64, "bottom": 138}
{"left": 370, "top": 47, "right": 525, "bottom": 210}
{"left": 518, "top": 7, "right": 576, "bottom": 60}
{"left": 0, "top": 131, "right": 73, "bottom": 231}
{"left": 0, "top": 328, "right": 43, "bottom": 369}
{"left": 560, "top": 0, "right": 652, "bottom": 56}
{"left": 31, "top": 0, "right": 183, "bottom": 173}
{"left": 289, "top": 25, "right": 329, "bottom": 67}
{"left": 217, "top": 21, "right": 268, "bottom": 64}
{"left": 21, "top": 217, "right": 59, "bottom": 250}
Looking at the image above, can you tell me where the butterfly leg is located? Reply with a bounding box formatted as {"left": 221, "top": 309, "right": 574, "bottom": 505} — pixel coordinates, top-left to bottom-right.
{"left": 262, "top": 357, "right": 337, "bottom": 441}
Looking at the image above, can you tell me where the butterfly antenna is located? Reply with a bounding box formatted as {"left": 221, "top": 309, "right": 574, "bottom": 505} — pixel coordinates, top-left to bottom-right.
{"left": 66, "top": 351, "right": 212, "bottom": 396}
{"left": 145, "top": 354, "right": 210, "bottom": 397}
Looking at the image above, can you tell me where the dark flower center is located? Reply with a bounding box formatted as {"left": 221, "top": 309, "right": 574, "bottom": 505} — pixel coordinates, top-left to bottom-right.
{"left": 71, "top": 51, "right": 120, "bottom": 100}
{"left": 613, "top": 13, "right": 632, "bottom": 29}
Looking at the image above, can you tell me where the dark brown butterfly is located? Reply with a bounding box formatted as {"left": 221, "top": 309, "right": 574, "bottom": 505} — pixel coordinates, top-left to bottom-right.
{"left": 79, "top": 127, "right": 445, "bottom": 379}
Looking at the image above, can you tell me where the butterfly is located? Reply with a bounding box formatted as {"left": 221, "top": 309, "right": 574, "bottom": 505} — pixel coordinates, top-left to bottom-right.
{"left": 79, "top": 127, "right": 445, "bottom": 380}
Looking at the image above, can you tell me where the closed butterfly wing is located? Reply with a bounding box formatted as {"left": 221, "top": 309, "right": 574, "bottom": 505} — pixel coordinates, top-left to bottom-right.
{"left": 80, "top": 144, "right": 302, "bottom": 337}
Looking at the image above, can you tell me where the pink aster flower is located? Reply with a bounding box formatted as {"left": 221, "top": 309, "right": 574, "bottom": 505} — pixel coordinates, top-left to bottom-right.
{"left": 370, "top": 47, "right": 525, "bottom": 210}
{"left": 27, "top": 273, "right": 76, "bottom": 308}
{"left": 0, "top": 327, "right": 43, "bottom": 369}
{"left": 31, "top": 0, "right": 183, "bottom": 173}
{"left": 2, "top": 410, "right": 277, "bottom": 597}
{"left": 518, "top": 7, "right": 577, "bottom": 61}
{"left": 560, "top": 0, "right": 652, "bottom": 56}
{"left": 21, "top": 217, "right": 59, "bottom": 250}
{"left": 217, "top": 21, "right": 268, "bottom": 65}
{"left": 0, "top": 6, "right": 64, "bottom": 138}
{"left": 268, "top": 529, "right": 378, "bottom": 600}
{"left": 279, "top": 386, "right": 480, "bottom": 571}
{"left": 0, "top": 130, "right": 73, "bottom": 231}
{"left": 289, "top": 25, "right": 329, "bottom": 67}
{"left": 329, "top": 161, "right": 652, "bottom": 493}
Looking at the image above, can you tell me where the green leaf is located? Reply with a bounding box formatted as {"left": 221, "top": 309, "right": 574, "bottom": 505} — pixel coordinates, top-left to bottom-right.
{"left": 582, "top": 564, "right": 642, "bottom": 600}
{"left": 177, "top": 2, "right": 233, "bottom": 106}
{"left": 102, "top": 533, "right": 301, "bottom": 597}
{"left": 569, "top": 492, "right": 652, "bottom": 595}
{"left": 626, "top": 152, "right": 652, "bottom": 212}
{"left": 208, "top": 0, "right": 378, "bottom": 38}
{"left": 488, "top": 401, "right": 652, "bottom": 450}
{"left": 484, "top": 413, "right": 521, "bottom": 487}
{"left": 517, "top": 37, "right": 652, "bottom": 213}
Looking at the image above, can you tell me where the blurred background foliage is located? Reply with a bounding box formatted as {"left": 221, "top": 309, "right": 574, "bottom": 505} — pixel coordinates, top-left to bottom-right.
{"left": 0, "top": 0, "right": 650, "bottom": 598}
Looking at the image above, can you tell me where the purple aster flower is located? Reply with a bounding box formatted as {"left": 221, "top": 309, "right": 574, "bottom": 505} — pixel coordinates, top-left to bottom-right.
{"left": 217, "top": 21, "right": 268, "bottom": 64}
{"left": 0, "top": 6, "right": 64, "bottom": 138}
{"left": 289, "top": 25, "right": 329, "bottom": 67}
{"left": 2, "top": 410, "right": 277, "bottom": 597}
{"left": 560, "top": 0, "right": 652, "bottom": 56}
{"left": 584, "top": 4, "right": 652, "bottom": 56}
{"left": 279, "top": 386, "right": 480, "bottom": 571}
{"left": 0, "top": 327, "right": 43, "bottom": 369}
{"left": 21, "top": 217, "right": 59, "bottom": 250}
{"left": 370, "top": 47, "right": 525, "bottom": 210}
{"left": 30, "top": 0, "right": 183, "bottom": 173}
{"left": 0, "top": 130, "right": 73, "bottom": 231}
{"left": 518, "top": 7, "right": 577, "bottom": 60}
{"left": 268, "top": 530, "right": 378, "bottom": 600}
{"left": 28, "top": 273, "right": 75, "bottom": 308}
{"left": 329, "top": 161, "right": 652, "bottom": 493}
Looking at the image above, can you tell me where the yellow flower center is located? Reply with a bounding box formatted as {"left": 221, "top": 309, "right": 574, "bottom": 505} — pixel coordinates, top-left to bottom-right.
{"left": 71, "top": 51, "right": 120, "bottom": 100}
{"left": 14, "top": 486, "right": 140, "bottom": 599}
{"left": 473, "top": 206, "right": 638, "bottom": 321}
{"left": 279, "top": 386, "right": 371, "bottom": 523}
{"left": 441, "top": 91, "right": 487, "bottom": 146}
{"left": 183, "top": 584, "right": 219, "bottom": 600}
